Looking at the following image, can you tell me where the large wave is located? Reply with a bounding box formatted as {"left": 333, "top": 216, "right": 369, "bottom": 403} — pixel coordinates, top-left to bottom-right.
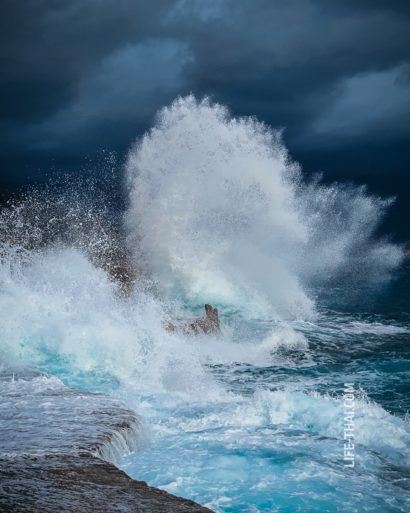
{"left": 0, "top": 179, "right": 302, "bottom": 397}
{"left": 125, "top": 95, "right": 403, "bottom": 318}
{"left": 0, "top": 243, "right": 223, "bottom": 400}
{"left": 0, "top": 95, "right": 404, "bottom": 396}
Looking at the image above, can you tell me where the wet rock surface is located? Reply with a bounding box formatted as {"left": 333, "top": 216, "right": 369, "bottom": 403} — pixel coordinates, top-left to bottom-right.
{"left": 0, "top": 455, "right": 213, "bottom": 513}
{"left": 165, "top": 304, "right": 221, "bottom": 335}
{"left": 0, "top": 371, "right": 213, "bottom": 513}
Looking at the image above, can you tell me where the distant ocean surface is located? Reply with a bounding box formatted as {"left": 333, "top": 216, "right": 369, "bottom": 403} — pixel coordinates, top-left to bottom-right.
{"left": 1, "top": 97, "right": 409, "bottom": 512}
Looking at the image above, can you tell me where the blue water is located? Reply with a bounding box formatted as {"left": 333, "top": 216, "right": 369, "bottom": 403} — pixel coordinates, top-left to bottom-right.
{"left": 5, "top": 260, "right": 406, "bottom": 512}
{"left": 119, "top": 265, "right": 408, "bottom": 513}
{"left": 119, "top": 286, "right": 410, "bottom": 512}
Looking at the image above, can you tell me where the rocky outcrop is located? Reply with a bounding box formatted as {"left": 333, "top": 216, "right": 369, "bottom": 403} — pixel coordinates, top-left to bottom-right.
{"left": 165, "top": 304, "right": 220, "bottom": 335}
{"left": 0, "top": 371, "right": 213, "bottom": 513}
{"left": 101, "top": 258, "right": 138, "bottom": 296}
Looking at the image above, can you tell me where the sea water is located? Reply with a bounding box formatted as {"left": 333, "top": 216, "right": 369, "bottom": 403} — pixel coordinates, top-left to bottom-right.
{"left": 1, "top": 96, "right": 409, "bottom": 512}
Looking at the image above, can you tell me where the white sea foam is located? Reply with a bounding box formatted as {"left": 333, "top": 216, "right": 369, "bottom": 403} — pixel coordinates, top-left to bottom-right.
{"left": 155, "top": 387, "right": 410, "bottom": 469}
{"left": 192, "top": 324, "right": 308, "bottom": 367}
{"left": 343, "top": 321, "right": 410, "bottom": 335}
{"left": 0, "top": 95, "right": 403, "bottom": 390}
{"left": 125, "top": 95, "right": 402, "bottom": 319}
{"left": 0, "top": 247, "right": 222, "bottom": 401}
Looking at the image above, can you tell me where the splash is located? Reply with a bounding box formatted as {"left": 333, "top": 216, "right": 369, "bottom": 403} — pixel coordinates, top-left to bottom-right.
{"left": 0, "top": 176, "right": 125, "bottom": 269}
{"left": 0, "top": 96, "right": 405, "bottom": 394}
{"left": 0, "top": 244, "right": 223, "bottom": 399}
{"left": 0, "top": 179, "right": 300, "bottom": 398}
{"left": 125, "top": 95, "right": 403, "bottom": 319}
{"left": 0, "top": 180, "right": 223, "bottom": 397}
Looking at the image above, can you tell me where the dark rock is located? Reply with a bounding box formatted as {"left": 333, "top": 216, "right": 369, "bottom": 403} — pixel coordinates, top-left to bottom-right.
{"left": 0, "top": 373, "right": 214, "bottom": 513}
{"left": 101, "top": 258, "right": 138, "bottom": 295}
{"left": 0, "top": 455, "right": 212, "bottom": 513}
{"left": 165, "top": 304, "right": 220, "bottom": 336}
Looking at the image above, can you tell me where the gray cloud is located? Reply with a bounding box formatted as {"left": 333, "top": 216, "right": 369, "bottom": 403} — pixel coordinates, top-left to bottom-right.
{"left": 1, "top": 0, "right": 410, "bottom": 175}
{"left": 175, "top": 0, "right": 410, "bottom": 141}
{"left": 306, "top": 64, "right": 410, "bottom": 145}
{"left": 22, "top": 39, "right": 192, "bottom": 151}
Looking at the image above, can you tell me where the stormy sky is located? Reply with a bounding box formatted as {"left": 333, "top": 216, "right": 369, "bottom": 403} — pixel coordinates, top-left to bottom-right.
{"left": 1, "top": 0, "right": 410, "bottom": 237}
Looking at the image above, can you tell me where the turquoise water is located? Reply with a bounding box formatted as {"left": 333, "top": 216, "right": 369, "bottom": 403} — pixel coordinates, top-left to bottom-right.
{"left": 119, "top": 306, "right": 410, "bottom": 512}
{"left": 4, "top": 261, "right": 407, "bottom": 512}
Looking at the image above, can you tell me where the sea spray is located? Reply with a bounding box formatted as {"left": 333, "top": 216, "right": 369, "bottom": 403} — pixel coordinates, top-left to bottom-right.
{"left": 0, "top": 177, "right": 125, "bottom": 268}
{"left": 0, "top": 95, "right": 404, "bottom": 390}
{"left": 0, "top": 243, "right": 221, "bottom": 400}
{"left": 125, "top": 95, "right": 403, "bottom": 318}
{"left": 0, "top": 183, "right": 294, "bottom": 397}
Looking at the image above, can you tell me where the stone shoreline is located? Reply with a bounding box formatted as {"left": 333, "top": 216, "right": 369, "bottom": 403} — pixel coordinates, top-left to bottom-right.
{"left": 0, "top": 371, "right": 213, "bottom": 513}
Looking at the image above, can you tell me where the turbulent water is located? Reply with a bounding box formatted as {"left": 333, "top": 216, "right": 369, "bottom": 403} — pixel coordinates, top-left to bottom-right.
{"left": 1, "top": 96, "right": 409, "bottom": 513}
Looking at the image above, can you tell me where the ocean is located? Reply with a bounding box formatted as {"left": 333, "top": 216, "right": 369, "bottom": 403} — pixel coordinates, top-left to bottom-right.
{"left": 1, "top": 96, "right": 409, "bottom": 512}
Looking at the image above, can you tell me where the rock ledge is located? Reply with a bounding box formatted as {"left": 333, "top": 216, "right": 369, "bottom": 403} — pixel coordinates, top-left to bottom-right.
{"left": 0, "top": 372, "right": 213, "bottom": 513}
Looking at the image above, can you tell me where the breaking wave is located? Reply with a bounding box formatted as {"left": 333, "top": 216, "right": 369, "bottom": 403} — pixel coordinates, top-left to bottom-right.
{"left": 125, "top": 95, "right": 402, "bottom": 318}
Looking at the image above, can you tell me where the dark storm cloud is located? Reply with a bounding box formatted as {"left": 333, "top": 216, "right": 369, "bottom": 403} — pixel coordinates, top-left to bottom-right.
{"left": 1, "top": 0, "right": 410, "bottom": 183}
{"left": 174, "top": 0, "right": 410, "bottom": 142}
{"left": 0, "top": 0, "right": 179, "bottom": 150}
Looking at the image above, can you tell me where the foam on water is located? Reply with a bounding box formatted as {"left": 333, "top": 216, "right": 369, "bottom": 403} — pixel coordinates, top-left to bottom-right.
{"left": 343, "top": 321, "right": 410, "bottom": 335}
{"left": 0, "top": 245, "right": 225, "bottom": 401}
{"left": 0, "top": 222, "right": 309, "bottom": 397}
{"left": 121, "top": 385, "right": 410, "bottom": 512}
